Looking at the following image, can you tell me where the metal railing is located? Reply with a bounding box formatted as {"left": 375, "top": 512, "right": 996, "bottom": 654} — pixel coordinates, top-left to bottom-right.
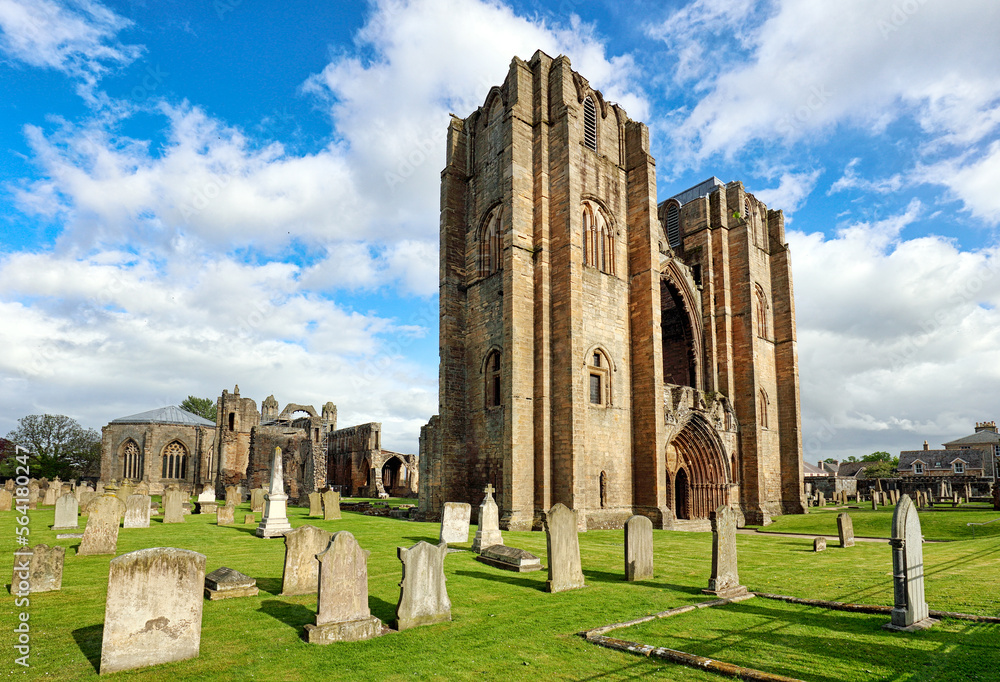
{"left": 967, "top": 517, "right": 1000, "bottom": 538}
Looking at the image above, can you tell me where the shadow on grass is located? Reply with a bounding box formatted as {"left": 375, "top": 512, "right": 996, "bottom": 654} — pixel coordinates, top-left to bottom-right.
{"left": 256, "top": 577, "right": 283, "bottom": 595}
{"left": 403, "top": 535, "right": 441, "bottom": 545}
{"left": 71, "top": 623, "right": 103, "bottom": 674}
{"left": 655, "top": 582, "right": 705, "bottom": 597}
{"left": 575, "top": 660, "right": 663, "bottom": 681}
{"left": 369, "top": 594, "right": 398, "bottom": 624}
{"left": 454, "top": 568, "right": 545, "bottom": 591}
{"left": 582, "top": 568, "right": 625, "bottom": 584}
{"left": 259, "top": 600, "right": 313, "bottom": 632}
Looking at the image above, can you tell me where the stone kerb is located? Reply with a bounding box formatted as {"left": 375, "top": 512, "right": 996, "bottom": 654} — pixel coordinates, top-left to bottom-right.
{"left": 885, "top": 495, "right": 936, "bottom": 632}
{"left": 100, "top": 547, "right": 206, "bottom": 674}
{"left": 837, "top": 512, "right": 855, "bottom": 548}
{"left": 703, "top": 505, "right": 748, "bottom": 599}
{"left": 12, "top": 544, "right": 65, "bottom": 593}
{"left": 544, "top": 503, "right": 585, "bottom": 593}
{"left": 78, "top": 495, "right": 126, "bottom": 556}
{"left": 123, "top": 494, "right": 151, "bottom": 529}
{"left": 52, "top": 493, "right": 79, "bottom": 530}
{"left": 624, "top": 515, "right": 653, "bottom": 581}
{"left": 322, "top": 490, "right": 342, "bottom": 521}
{"left": 305, "top": 531, "right": 383, "bottom": 643}
{"left": 439, "top": 502, "right": 472, "bottom": 545}
{"left": 394, "top": 541, "right": 452, "bottom": 631}
{"left": 281, "top": 525, "right": 333, "bottom": 596}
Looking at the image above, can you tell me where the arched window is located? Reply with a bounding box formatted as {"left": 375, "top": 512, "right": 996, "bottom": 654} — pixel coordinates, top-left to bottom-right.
{"left": 479, "top": 206, "right": 503, "bottom": 277}
{"left": 754, "top": 284, "right": 769, "bottom": 338}
{"left": 485, "top": 349, "right": 502, "bottom": 408}
{"left": 599, "top": 471, "right": 608, "bottom": 508}
{"left": 121, "top": 440, "right": 143, "bottom": 480}
{"left": 161, "top": 440, "right": 188, "bottom": 480}
{"left": 665, "top": 200, "right": 681, "bottom": 249}
{"left": 582, "top": 201, "right": 614, "bottom": 276}
{"left": 488, "top": 96, "right": 504, "bottom": 151}
{"left": 587, "top": 348, "right": 611, "bottom": 406}
{"left": 228, "top": 412, "right": 235, "bottom": 431}
{"left": 583, "top": 97, "right": 598, "bottom": 151}
{"left": 758, "top": 389, "right": 769, "bottom": 429}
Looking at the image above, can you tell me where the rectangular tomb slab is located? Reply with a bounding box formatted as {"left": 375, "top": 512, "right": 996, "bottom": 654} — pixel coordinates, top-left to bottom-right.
{"left": 204, "top": 566, "right": 259, "bottom": 600}
{"left": 475, "top": 545, "right": 541, "bottom": 572}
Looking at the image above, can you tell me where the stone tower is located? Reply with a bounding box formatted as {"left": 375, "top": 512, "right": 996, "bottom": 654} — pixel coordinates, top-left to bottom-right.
{"left": 418, "top": 51, "right": 805, "bottom": 530}
{"left": 214, "top": 385, "right": 259, "bottom": 492}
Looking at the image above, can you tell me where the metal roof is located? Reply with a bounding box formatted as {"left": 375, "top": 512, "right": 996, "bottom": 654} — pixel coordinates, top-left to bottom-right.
{"left": 110, "top": 406, "right": 215, "bottom": 427}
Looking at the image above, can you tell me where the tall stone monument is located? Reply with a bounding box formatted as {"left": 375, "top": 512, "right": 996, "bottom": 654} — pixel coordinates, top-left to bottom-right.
{"left": 304, "top": 531, "right": 383, "bottom": 643}
{"left": 100, "top": 548, "right": 206, "bottom": 674}
{"left": 624, "top": 515, "right": 653, "bottom": 581}
{"left": 544, "top": 503, "right": 585, "bottom": 593}
{"left": 703, "top": 505, "right": 748, "bottom": 598}
{"left": 394, "top": 541, "right": 452, "bottom": 631}
{"left": 885, "top": 495, "right": 936, "bottom": 631}
{"left": 257, "top": 447, "right": 292, "bottom": 538}
{"left": 471, "top": 484, "right": 503, "bottom": 553}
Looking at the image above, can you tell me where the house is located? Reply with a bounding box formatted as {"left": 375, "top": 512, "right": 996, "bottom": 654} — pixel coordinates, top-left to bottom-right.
{"left": 898, "top": 422, "right": 999, "bottom": 480}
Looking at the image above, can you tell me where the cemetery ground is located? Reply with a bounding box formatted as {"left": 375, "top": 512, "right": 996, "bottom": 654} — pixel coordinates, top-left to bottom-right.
{"left": 6, "top": 503, "right": 1000, "bottom": 681}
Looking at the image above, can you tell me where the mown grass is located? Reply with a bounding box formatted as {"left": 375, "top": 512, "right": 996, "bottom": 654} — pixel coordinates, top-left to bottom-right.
{"left": 747, "top": 504, "right": 1000, "bottom": 541}
{"left": 5, "top": 501, "right": 1000, "bottom": 680}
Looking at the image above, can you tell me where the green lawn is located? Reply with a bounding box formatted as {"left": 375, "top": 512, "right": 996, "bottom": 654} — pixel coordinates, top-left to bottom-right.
{"left": 5, "top": 502, "right": 1000, "bottom": 680}
{"left": 748, "top": 504, "right": 1000, "bottom": 541}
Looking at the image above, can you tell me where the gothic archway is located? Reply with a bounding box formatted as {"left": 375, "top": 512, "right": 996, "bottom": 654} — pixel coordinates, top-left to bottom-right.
{"left": 667, "top": 414, "right": 731, "bottom": 520}
{"left": 381, "top": 456, "right": 403, "bottom": 493}
{"left": 660, "top": 268, "right": 703, "bottom": 390}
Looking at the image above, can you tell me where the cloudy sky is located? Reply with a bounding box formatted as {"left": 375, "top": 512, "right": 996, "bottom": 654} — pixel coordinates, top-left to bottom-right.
{"left": 1, "top": 0, "right": 998, "bottom": 461}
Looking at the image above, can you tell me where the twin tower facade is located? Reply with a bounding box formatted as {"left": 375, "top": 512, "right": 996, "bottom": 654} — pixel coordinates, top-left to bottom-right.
{"left": 418, "top": 51, "right": 806, "bottom": 530}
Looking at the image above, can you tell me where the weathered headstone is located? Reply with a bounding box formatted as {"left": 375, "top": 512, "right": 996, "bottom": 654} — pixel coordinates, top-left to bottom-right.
{"left": 117, "top": 483, "right": 134, "bottom": 501}
{"left": 80, "top": 490, "right": 99, "bottom": 513}
{"left": 322, "top": 490, "right": 342, "bottom": 521}
{"left": 308, "top": 492, "right": 322, "bottom": 517}
{"left": 11, "top": 544, "right": 65, "bottom": 593}
{"left": 204, "top": 566, "right": 258, "bottom": 600}
{"left": 439, "top": 502, "right": 472, "bottom": 544}
{"left": 225, "top": 486, "right": 240, "bottom": 508}
{"left": 817, "top": 491, "right": 825, "bottom": 507}
{"left": 78, "top": 495, "right": 126, "bottom": 556}
{"left": 871, "top": 494, "right": 878, "bottom": 511}
{"left": 52, "top": 492, "right": 79, "bottom": 530}
{"left": 42, "top": 485, "right": 57, "bottom": 506}
{"left": 217, "top": 503, "right": 235, "bottom": 526}
{"left": 244, "top": 513, "right": 256, "bottom": 524}
{"left": 813, "top": 537, "right": 826, "bottom": 552}
{"left": 27, "top": 484, "right": 39, "bottom": 509}
{"left": 123, "top": 494, "right": 151, "bottom": 529}
{"left": 197, "top": 485, "right": 214, "bottom": 503}
{"left": 471, "top": 484, "right": 503, "bottom": 552}
{"left": 257, "top": 447, "right": 292, "bottom": 538}
{"left": 394, "top": 541, "right": 451, "bottom": 631}
{"left": 281, "top": 525, "right": 333, "bottom": 595}
{"left": 0, "top": 489, "right": 12, "bottom": 511}
{"left": 837, "top": 512, "right": 855, "bottom": 548}
{"left": 163, "top": 489, "right": 187, "bottom": 524}
{"left": 885, "top": 495, "right": 936, "bottom": 631}
{"left": 4, "top": 478, "right": 13, "bottom": 491}
{"left": 134, "top": 481, "right": 149, "bottom": 496}
{"left": 250, "top": 488, "right": 266, "bottom": 513}
{"left": 305, "top": 531, "right": 383, "bottom": 643}
{"left": 475, "top": 544, "right": 541, "bottom": 572}
{"left": 100, "top": 548, "right": 206, "bottom": 674}
{"left": 544, "top": 503, "right": 585, "bottom": 593}
{"left": 703, "top": 505, "right": 748, "bottom": 598}
{"left": 624, "top": 515, "right": 654, "bottom": 581}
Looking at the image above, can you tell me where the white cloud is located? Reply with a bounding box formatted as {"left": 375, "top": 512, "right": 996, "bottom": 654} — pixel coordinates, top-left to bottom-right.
{"left": 912, "top": 141, "right": 1000, "bottom": 226}
{"left": 828, "top": 158, "right": 903, "bottom": 195}
{"left": 753, "top": 168, "right": 821, "bottom": 214}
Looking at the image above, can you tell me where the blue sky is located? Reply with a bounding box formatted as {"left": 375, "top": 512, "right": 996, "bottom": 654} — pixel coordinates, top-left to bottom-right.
{"left": 1, "top": 0, "right": 998, "bottom": 460}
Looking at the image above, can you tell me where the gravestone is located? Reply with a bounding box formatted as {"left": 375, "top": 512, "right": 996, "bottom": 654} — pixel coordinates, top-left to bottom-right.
{"left": 322, "top": 490, "right": 342, "bottom": 521}
{"left": 100, "top": 548, "right": 206, "bottom": 674}
{"left": 885, "top": 495, "right": 937, "bottom": 631}
{"left": 52, "top": 492, "right": 79, "bottom": 530}
{"left": 439, "top": 502, "right": 472, "bottom": 544}
{"left": 394, "top": 541, "right": 451, "bottom": 631}
{"left": 813, "top": 537, "right": 826, "bottom": 552}
{"left": 281, "top": 525, "right": 333, "bottom": 595}
{"left": 475, "top": 544, "right": 541, "bottom": 572}
{"left": 305, "top": 531, "right": 383, "bottom": 643}
{"left": 11, "top": 544, "right": 65, "bottom": 593}
{"left": 163, "top": 489, "right": 187, "bottom": 524}
{"left": 204, "top": 566, "right": 259, "bottom": 600}
{"left": 123, "top": 494, "right": 151, "bottom": 529}
{"left": 250, "top": 488, "right": 266, "bottom": 513}
{"left": 4, "top": 478, "right": 13, "bottom": 491}
{"left": 837, "top": 512, "right": 855, "bottom": 548}
{"left": 197, "top": 485, "right": 215, "bottom": 503}
{"left": 80, "top": 491, "right": 98, "bottom": 513}
{"left": 0, "top": 489, "right": 11, "bottom": 511}
{"left": 78, "top": 495, "right": 126, "bottom": 556}
{"left": 27, "top": 484, "right": 38, "bottom": 509}
{"left": 42, "top": 485, "right": 57, "bottom": 506}
{"left": 196, "top": 486, "right": 216, "bottom": 513}
{"left": 308, "top": 492, "right": 323, "bottom": 517}
{"left": 257, "top": 447, "right": 292, "bottom": 538}
{"left": 544, "top": 503, "right": 585, "bottom": 593}
{"left": 217, "top": 504, "right": 235, "bottom": 526}
{"left": 244, "top": 513, "right": 256, "bottom": 524}
{"left": 817, "top": 491, "right": 825, "bottom": 507}
{"left": 624, "top": 515, "right": 654, "bottom": 581}
{"left": 135, "top": 481, "right": 149, "bottom": 496}
{"left": 225, "top": 486, "right": 240, "bottom": 508}
{"left": 471, "top": 484, "right": 504, "bottom": 553}
{"left": 117, "top": 483, "right": 134, "bottom": 501}
{"left": 703, "top": 505, "right": 748, "bottom": 598}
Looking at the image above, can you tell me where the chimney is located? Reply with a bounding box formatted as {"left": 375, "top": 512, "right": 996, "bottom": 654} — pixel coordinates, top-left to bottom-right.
{"left": 923, "top": 440, "right": 929, "bottom": 451}
{"left": 975, "top": 421, "right": 997, "bottom": 433}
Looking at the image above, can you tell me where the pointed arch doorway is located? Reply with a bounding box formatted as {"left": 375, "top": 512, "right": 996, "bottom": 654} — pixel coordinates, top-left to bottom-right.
{"left": 667, "top": 415, "right": 732, "bottom": 520}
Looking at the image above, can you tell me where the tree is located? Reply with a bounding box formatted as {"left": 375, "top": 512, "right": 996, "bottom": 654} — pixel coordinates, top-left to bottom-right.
{"left": 180, "top": 396, "right": 217, "bottom": 422}
{"left": 863, "top": 451, "right": 892, "bottom": 462}
{"left": 845, "top": 456, "right": 859, "bottom": 463}
{"left": 3, "top": 415, "right": 101, "bottom": 479}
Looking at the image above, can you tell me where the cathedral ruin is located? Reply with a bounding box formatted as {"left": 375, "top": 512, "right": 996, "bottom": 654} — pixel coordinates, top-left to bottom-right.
{"left": 418, "top": 51, "right": 806, "bottom": 530}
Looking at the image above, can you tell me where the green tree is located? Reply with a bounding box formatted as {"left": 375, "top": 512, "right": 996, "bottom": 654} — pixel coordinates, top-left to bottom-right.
{"left": 863, "top": 451, "right": 892, "bottom": 462}
{"left": 3, "top": 415, "right": 101, "bottom": 479}
{"left": 845, "top": 456, "right": 859, "bottom": 463}
{"left": 180, "top": 396, "right": 217, "bottom": 422}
